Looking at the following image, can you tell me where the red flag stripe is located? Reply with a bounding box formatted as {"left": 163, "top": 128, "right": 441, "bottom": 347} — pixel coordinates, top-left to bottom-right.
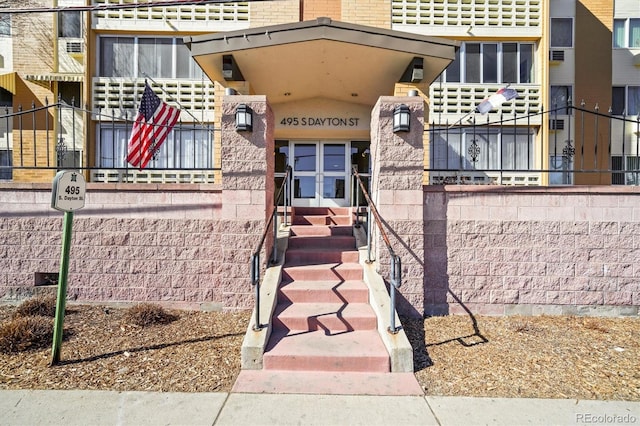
{"left": 126, "top": 84, "right": 180, "bottom": 169}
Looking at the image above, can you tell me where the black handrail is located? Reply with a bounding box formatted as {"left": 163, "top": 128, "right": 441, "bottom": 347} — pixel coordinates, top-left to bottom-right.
{"left": 352, "top": 166, "right": 402, "bottom": 334}
{"left": 250, "top": 165, "right": 291, "bottom": 331}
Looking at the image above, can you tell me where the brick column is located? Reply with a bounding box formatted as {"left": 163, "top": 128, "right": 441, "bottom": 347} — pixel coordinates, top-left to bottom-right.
{"left": 370, "top": 96, "right": 425, "bottom": 317}
{"left": 220, "top": 95, "right": 274, "bottom": 310}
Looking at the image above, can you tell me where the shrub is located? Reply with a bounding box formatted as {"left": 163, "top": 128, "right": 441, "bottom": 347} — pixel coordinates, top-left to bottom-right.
{"left": 13, "top": 295, "right": 58, "bottom": 319}
{"left": 0, "top": 316, "right": 54, "bottom": 353}
{"left": 124, "top": 303, "right": 178, "bottom": 327}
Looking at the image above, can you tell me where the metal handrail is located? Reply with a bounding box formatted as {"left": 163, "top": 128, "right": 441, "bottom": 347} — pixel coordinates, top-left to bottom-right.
{"left": 250, "top": 165, "right": 291, "bottom": 331}
{"left": 352, "top": 166, "right": 402, "bottom": 334}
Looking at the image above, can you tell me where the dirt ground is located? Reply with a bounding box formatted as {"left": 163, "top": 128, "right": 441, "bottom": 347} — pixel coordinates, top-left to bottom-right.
{"left": 1, "top": 303, "right": 639, "bottom": 400}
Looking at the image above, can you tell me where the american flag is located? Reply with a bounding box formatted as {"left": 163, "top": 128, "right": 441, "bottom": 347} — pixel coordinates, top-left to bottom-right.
{"left": 126, "top": 83, "right": 180, "bottom": 169}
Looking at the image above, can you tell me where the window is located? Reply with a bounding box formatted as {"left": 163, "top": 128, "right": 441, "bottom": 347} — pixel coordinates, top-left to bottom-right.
{"left": 612, "top": 156, "right": 640, "bottom": 186}
{"left": 444, "top": 48, "right": 460, "bottom": 83}
{"left": 59, "top": 82, "right": 81, "bottom": 106}
{"left": 138, "top": 38, "right": 173, "bottom": 79}
{"left": 0, "top": 87, "right": 11, "bottom": 107}
{"left": 58, "top": 11, "right": 82, "bottom": 38}
{"left": 550, "top": 86, "right": 572, "bottom": 115}
{"left": 0, "top": 150, "right": 11, "bottom": 180}
{"left": 442, "top": 43, "right": 534, "bottom": 84}
{"left": 614, "top": 18, "right": 640, "bottom": 48}
{"left": 57, "top": 150, "right": 81, "bottom": 170}
{"left": 551, "top": 18, "right": 573, "bottom": 48}
{"left": 612, "top": 86, "right": 626, "bottom": 115}
{"left": 100, "top": 37, "right": 135, "bottom": 77}
{"left": 612, "top": 86, "right": 640, "bottom": 115}
{"left": 98, "top": 125, "right": 213, "bottom": 169}
{"left": 629, "top": 86, "right": 640, "bottom": 116}
{"left": 632, "top": 19, "right": 640, "bottom": 48}
{"left": 0, "top": 14, "right": 10, "bottom": 36}
{"left": 549, "top": 154, "right": 574, "bottom": 185}
{"left": 431, "top": 127, "right": 535, "bottom": 171}
{"left": 99, "top": 37, "right": 204, "bottom": 80}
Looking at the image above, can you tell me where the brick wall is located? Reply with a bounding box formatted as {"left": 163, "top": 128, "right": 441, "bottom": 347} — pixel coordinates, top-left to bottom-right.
{"left": 341, "top": 0, "right": 391, "bottom": 28}
{"left": 302, "top": 0, "right": 341, "bottom": 21}
{"left": 424, "top": 186, "right": 640, "bottom": 317}
{"left": 250, "top": 0, "right": 300, "bottom": 26}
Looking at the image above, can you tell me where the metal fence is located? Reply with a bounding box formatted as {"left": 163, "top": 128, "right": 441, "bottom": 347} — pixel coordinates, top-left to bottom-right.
{"left": 428, "top": 103, "right": 640, "bottom": 185}
{"left": 0, "top": 100, "right": 219, "bottom": 183}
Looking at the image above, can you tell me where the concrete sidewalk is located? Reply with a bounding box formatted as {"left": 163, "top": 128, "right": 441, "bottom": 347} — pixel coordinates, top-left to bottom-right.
{"left": 1, "top": 390, "right": 639, "bottom": 426}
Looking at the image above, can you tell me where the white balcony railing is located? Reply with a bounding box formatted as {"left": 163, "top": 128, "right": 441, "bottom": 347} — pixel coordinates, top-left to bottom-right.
{"left": 92, "top": 78, "right": 216, "bottom": 122}
{"left": 429, "top": 84, "right": 542, "bottom": 125}
{"left": 92, "top": 0, "right": 250, "bottom": 32}
{"left": 91, "top": 169, "right": 217, "bottom": 184}
{"left": 392, "top": 0, "right": 542, "bottom": 37}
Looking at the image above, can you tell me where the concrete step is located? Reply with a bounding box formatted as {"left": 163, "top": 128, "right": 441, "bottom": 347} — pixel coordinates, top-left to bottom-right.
{"left": 263, "top": 329, "right": 390, "bottom": 373}
{"left": 232, "top": 370, "right": 424, "bottom": 395}
{"left": 282, "top": 263, "right": 363, "bottom": 281}
{"left": 292, "top": 214, "right": 352, "bottom": 226}
{"left": 273, "top": 302, "right": 377, "bottom": 332}
{"left": 278, "top": 280, "right": 370, "bottom": 304}
{"left": 285, "top": 247, "right": 360, "bottom": 264}
{"left": 287, "top": 235, "right": 356, "bottom": 249}
{"left": 290, "top": 225, "right": 352, "bottom": 237}
{"left": 292, "top": 207, "right": 352, "bottom": 216}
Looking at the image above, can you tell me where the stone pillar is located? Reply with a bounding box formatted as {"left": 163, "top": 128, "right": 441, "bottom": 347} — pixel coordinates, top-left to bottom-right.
{"left": 220, "top": 95, "right": 274, "bottom": 310}
{"left": 370, "top": 96, "right": 425, "bottom": 318}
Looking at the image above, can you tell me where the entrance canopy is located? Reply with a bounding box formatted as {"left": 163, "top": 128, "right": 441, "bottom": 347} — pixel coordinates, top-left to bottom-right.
{"left": 185, "top": 17, "right": 458, "bottom": 106}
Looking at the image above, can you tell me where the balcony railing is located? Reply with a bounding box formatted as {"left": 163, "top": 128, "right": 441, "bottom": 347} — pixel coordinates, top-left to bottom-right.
{"left": 430, "top": 84, "right": 542, "bottom": 125}
{"left": 392, "top": 0, "right": 542, "bottom": 37}
{"left": 92, "top": 0, "right": 250, "bottom": 31}
{"left": 92, "top": 78, "right": 216, "bottom": 122}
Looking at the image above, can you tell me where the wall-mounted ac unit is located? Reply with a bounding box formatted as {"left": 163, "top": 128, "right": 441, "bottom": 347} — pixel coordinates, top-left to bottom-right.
{"left": 549, "top": 50, "right": 565, "bottom": 62}
{"left": 549, "top": 119, "right": 565, "bottom": 131}
{"left": 65, "top": 41, "right": 84, "bottom": 54}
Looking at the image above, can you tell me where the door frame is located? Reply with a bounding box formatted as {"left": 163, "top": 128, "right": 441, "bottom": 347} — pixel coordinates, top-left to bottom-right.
{"left": 290, "top": 140, "right": 350, "bottom": 208}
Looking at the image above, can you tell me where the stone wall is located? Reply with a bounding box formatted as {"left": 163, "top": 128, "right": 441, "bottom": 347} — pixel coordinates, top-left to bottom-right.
{"left": 424, "top": 186, "right": 640, "bottom": 317}
{"left": 0, "top": 183, "right": 255, "bottom": 312}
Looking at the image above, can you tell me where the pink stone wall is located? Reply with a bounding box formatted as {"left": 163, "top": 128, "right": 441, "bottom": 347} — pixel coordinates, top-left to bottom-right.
{"left": 425, "top": 186, "right": 640, "bottom": 316}
{"left": 0, "top": 183, "right": 255, "bottom": 311}
{"left": 370, "top": 96, "right": 426, "bottom": 318}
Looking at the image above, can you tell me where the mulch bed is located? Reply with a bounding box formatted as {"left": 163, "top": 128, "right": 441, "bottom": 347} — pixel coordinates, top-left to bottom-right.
{"left": 1, "top": 303, "right": 638, "bottom": 400}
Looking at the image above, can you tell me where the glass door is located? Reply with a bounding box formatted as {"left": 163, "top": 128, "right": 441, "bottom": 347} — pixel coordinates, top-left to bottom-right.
{"left": 291, "top": 141, "right": 349, "bottom": 207}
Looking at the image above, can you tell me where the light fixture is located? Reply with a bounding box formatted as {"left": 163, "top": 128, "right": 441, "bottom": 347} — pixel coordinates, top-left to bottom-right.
{"left": 393, "top": 104, "right": 410, "bottom": 133}
{"left": 235, "top": 104, "right": 253, "bottom": 132}
{"left": 222, "top": 55, "right": 245, "bottom": 81}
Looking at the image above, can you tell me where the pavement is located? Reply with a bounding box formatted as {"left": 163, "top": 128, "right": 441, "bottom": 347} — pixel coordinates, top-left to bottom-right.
{"left": 1, "top": 389, "right": 639, "bottom": 426}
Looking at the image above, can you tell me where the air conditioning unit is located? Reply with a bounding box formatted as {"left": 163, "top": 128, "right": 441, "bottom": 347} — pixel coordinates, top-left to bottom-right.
{"left": 66, "top": 41, "right": 84, "bottom": 54}
{"left": 549, "top": 50, "right": 565, "bottom": 62}
{"left": 549, "top": 119, "right": 565, "bottom": 131}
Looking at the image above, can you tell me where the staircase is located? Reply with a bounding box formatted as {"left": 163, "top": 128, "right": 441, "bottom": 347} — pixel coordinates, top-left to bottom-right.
{"left": 233, "top": 207, "right": 422, "bottom": 395}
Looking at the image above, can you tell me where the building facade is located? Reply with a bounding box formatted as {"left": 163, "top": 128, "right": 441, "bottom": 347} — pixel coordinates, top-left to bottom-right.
{"left": 0, "top": 1, "right": 639, "bottom": 316}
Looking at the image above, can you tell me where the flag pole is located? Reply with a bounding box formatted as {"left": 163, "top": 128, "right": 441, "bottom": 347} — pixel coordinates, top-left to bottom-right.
{"left": 448, "top": 109, "right": 476, "bottom": 130}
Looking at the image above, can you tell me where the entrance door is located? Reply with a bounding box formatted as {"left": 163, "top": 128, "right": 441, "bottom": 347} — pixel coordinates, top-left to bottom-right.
{"left": 291, "top": 141, "right": 349, "bottom": 207}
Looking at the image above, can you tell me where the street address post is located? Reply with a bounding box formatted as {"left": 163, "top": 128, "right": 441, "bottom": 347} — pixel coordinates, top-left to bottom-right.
{"left": 50, "top": 170, "right": 86, "bottom": 365}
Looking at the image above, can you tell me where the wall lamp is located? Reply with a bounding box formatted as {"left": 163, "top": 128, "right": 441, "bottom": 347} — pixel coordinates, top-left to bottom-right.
{"left": 393, "top": 104, "right": 410, "bottom": 133}
{"left": 235, "top": 104, "right": 253, "bottom": 132}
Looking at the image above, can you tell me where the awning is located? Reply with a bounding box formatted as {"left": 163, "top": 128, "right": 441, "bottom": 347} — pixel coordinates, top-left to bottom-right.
{"left": 0, "top": 72, "right": 16, "bottom": 94}
{"left": 185, "top": 17, "right": 459, "bottom": 106}
{"left": 24, "top": 73, "right": 84, "bottom": 82}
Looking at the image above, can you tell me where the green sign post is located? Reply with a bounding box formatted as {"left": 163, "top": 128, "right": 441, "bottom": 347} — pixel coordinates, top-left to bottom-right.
{"left": 50, "top": 170, "right": 86, "bottom": 365}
